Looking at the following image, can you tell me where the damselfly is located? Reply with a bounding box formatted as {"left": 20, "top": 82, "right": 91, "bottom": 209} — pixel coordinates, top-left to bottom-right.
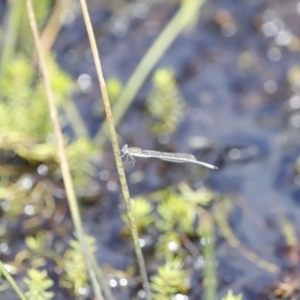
{"left": 121, "top": 144, "right": 218, "bottom": 169}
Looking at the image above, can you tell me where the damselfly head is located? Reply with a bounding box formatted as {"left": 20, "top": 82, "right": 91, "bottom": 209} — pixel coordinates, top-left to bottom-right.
{"left": 121, "top": 144, "right": 129, "bottom": 154}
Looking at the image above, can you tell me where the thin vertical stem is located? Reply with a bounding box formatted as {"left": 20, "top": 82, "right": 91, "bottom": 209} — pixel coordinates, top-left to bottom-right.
{"left": 201, "top": 212, "right": 216, "bottom": 300}
{"left": 25, "top": 0, "right": 103, "bottom": 299}
{"left": 0, "top": 0, "right": 25, "bottom": 77}
{"left": 0, "top": 260, "right": 26, "bottom": 300}
{"left": 79, "top": 1, "right": 152, "bottom": 299}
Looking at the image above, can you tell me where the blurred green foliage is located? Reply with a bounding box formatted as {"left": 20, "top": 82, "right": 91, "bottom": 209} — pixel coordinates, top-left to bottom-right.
{"left": 0, "top": 53, "right": 98, "bottom": 187}
{"left": 157, "top": 194, "right": 196, "bottom": 234}
{"left": 106, "top": 77, "right": 123, "bottom": 103}
{"left": 0, "top": 55, "right": 69, "bottom": 140}
{"left": 121, "top": 197, "right": 154, "bottom": 233}
{"left": 179, "top": 183, "right": 216, "bottom": 206}
{"left": 24, "top": 269, "right": 54, "bottom": 300}
{"left": 221, "top": 290, "right": 243, "bottom": 300}
{"left": 94, "top": 77, "right": 124, "bottom": 117}
{"left": 151, "top": 257, "right": 190, "bottom": 300}
{"left": 147, "top": 68, "right": 185, "bottom": 134}
{"left": 0, "top": 0, "right": 52, "bottom": 74}
{"left": 22, "top": 233, "right": 99, "bottom": 298}
{"left": 155, "top": 231, "right": 182, "bottom": 260}
{"left": 65, "top": 137, "right": 98, "bottom": 187}
{"left": 24, "top": 232, "right": 55, "bottom": 269}
{"left": 61, "top": 235, "right": 97, "bottom": 295}
{"left": 0, "top": 180, "right": 55, "bottom": 219}
{"left": 129, "top": 187, "right": 228, "bottom": 299}
{"left": 0, "top": 2, "right": 100, "bottom": 297}
{"left": 18, "top": 0, "right": 52, "bottom": 53}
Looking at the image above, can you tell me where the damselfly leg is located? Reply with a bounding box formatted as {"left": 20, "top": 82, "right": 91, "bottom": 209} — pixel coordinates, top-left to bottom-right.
{"left": 121, "top": 152, "right": 136, "bottom": 166}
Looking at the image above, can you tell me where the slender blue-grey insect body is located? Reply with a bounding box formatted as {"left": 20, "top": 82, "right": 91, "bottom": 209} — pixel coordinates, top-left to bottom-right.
{"left": 121, "top": 144, "right": 218, "bottom": 169}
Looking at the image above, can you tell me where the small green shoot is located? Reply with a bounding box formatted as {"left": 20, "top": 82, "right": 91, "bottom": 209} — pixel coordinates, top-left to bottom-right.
{"left": 156, "top": 194, "right": 196, "bottom": 234}
{"left": 221, "top": 289, "right": 243, "bottom": 300}
{"left": 151, "top": 257, "right": 190, "bottom": 300}
{"left": 24, "top": 269, "right": 54, "bottom": 300}
{"left": 147, "top": 68, "right": 185, "bottom": 134}
{"left": 0, "top": 55, "right": 71, "bottom": 140}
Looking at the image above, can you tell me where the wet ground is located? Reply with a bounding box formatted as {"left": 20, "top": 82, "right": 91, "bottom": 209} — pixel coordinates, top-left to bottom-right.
{"left": 2, "top": 0, "right": 300, "bottom": 299}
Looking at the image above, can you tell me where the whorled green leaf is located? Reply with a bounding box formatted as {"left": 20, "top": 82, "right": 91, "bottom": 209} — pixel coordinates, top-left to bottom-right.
{"left": 151, "top": 257, "right": 190, "bottom": 300}
{"left": 24, "top": 269, "right": 54, "bottom": 300}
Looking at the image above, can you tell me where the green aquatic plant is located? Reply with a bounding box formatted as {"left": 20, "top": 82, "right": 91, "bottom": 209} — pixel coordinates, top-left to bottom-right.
{"left": 156, "top": 193, "right": 196, "bottom": 234}
{"left": 0, "top": 55, "right": 72, "bottom": 141}
{"left": 0, "top": 0, "right": 52, "bottom": 75}
{"left": 147, "top": 68, "right": 185, "bottom": 134}
{"left": 0, "top": 179, "right": 55, "bottom": 219}
{"left": 25, "top": 233, "right": 46, "bottom": 254}
{"left": 154, "top": 192, "right": 198, "bottom": 261}
{"left": 106, "top": 77, "right": 123, "bottom": 103}
{"left": 151, "top": 257, "right": 190, "bottom": 300}
{"left": 121, "top": 197, "right": 154, "bottom": 233}
{"left": 179, "top": 183, "right": 216, "bottom": 206}
{"left": 24, "top": 231, "right": 60, "bottom": 268}
{"left": 221, "top": 289, "right": 243, "bottom": 300}
{"left": 153, "top": 189, "right": 219, "bottom": 298}
{"left": 94, "top": 77, "right": 123, "bottom": 117}
{"left": 60, "top": 235, "right": 97, "bottom": 296}
{"left": 65, "top": 137, "right": 98, "bottom": 187}
{"left": 0, "top": 54, "right": 96, "bottom": 187}
{"left": 24, "top": 269, "right": 54, "bottom": 300}
{"left": 17, "top": 0, "right": 52, "bottom": 54}
{"left": 155, "top": 231, "right": 182, "bottom": 259}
